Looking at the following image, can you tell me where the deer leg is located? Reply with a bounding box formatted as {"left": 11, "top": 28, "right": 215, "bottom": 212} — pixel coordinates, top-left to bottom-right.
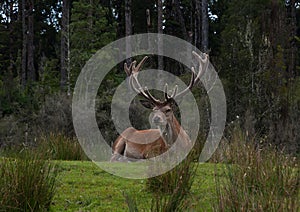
{"left": 110, "top": 136, "right": 126, "bottom": 162}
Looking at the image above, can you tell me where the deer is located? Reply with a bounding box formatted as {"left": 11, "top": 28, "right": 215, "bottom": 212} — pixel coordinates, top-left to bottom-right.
{"left": 110, "top": 51, "right": 209, "bottom": 162}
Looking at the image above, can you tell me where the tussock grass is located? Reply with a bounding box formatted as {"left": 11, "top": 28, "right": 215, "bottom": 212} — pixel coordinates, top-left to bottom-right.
{"left": 0, "top": 151, "right": 58, "bottom": 211}
{"left": 38, "top": 133, "right": 87, "bottom": 161}
{"left": 123, "top": 150, "right": 199, "bottom": 211}
{"left": 214, "top": 126, "right": 300, "bottom": 211}
{"left": 149, "top": 155, "right": 198, "bottom": 212}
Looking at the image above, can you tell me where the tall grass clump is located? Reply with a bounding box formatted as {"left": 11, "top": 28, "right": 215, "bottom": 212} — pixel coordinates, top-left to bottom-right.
{"left": 124, "top": 150, "right": 198, "bottom": 211}
{"left": 38, "top": 133, "right": 87, "bottom": 160}
{"left": 0, "top": 152, "right": 58, "bottom": 211}
{"left": 149, "top": 151, "right": 199, "bottom": 211}
{"left": 215, "top": 126, "right": 300, "bottom": 211}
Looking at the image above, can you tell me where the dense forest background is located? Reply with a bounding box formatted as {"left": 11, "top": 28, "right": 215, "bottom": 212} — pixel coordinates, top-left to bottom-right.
{"left": 0, "top": 0, "right": 299, "bottom": 154}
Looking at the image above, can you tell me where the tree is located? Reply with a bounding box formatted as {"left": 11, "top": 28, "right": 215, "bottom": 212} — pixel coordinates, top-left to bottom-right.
{"left": 27, "top": 0, "right": 35, "bottom": 82}
{"left": 70, "top": 0, "right": 116, "bottom": 85}
{"left": 21, "top": 0, "right": 27, "bottom": 87}
{"left": 157, "top": 0, "right": 163, "bottom": 70}
{"left": 201, "top": 0, "right": 209, "bottom": 52}
{"left": 61, "top": 0, "right": 70, "bottom": 93}
{"left": 125, "top": 0, "right": 132, "bottom": 63}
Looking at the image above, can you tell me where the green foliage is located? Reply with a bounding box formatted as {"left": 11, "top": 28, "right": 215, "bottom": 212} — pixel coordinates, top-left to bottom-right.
{"left": 0, "top": 73, "right": 40, "bottom": 116}
{"left": 70, "top": 0, "right": 116, "bottom": 87}
{"left": 217, "top": 0, "right": 268, "bottom": 120}
{"left": 36, "top": 93, "right": 74, "bottom": 136}
{"left": 39, "top": 58, "right": 61, "bottom": 94}
{"left": 0, "top": 152, "right": 58, "bottom": 211}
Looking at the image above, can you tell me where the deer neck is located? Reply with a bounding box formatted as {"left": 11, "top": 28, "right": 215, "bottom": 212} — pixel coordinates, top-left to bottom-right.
{"left": 160, "top": 115, "right": 181, "bottom": 146}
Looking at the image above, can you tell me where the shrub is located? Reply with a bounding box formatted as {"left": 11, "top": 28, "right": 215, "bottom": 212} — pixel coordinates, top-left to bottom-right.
{"left": 0, "top": 152, "right": 58, "bottom": 211}
{"left": 36, "top": 93, "right": 74, "bottom": 137}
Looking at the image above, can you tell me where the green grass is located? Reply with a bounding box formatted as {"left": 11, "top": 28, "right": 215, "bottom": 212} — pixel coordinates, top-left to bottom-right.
{"left": 51, "top": 161, "right": 225, "bottom": 211}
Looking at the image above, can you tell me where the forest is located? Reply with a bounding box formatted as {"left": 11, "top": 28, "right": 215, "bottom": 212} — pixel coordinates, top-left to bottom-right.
{"left": 0, "top": 0, "right": 299, "bottom": 211}
{"left": 0, "top": 0, "right": 299, "bottom": 153}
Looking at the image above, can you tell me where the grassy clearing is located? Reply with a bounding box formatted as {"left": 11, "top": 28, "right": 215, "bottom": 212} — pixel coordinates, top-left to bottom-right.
{"left": 51, "top": 161, "right": 225, "bottom": 211}
{"left": 1, "top": 130, "right": 298, "bottom": 211}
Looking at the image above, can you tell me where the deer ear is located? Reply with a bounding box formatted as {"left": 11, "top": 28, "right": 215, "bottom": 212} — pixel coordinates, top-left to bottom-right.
{"left": 140, "top": 99, "right": 155, "bottom": 109}
{"left": 168, "top": 98, "right": 176, "bottom": 107}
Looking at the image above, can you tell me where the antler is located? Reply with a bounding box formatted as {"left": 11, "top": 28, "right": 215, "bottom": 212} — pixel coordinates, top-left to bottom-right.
{"left": 174, "top": 51, "right": 209, "bottom": 100}
{"left": 124, "top": 56, "right": 162, "bottom": 105}
{"left": 124, "top": 51, "right": 209, "bottom": 106}
{"left": 124, "top": 56, "right": 148, "bottom": 76}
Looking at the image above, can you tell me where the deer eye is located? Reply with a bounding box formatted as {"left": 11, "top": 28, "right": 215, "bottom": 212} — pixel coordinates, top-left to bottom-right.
{"left": 165, "top": 109, "right": 171, "bottom": 113}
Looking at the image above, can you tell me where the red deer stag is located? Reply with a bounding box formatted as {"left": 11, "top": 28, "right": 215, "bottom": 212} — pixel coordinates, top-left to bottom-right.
{"left": 110, "top": 51, "right": 209, "bottom": 161}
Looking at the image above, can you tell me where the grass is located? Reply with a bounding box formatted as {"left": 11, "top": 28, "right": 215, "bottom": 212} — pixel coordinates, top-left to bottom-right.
{"left": 38, "top": 133, "right": 88, "bottom": 161}
{"left": 51, "top": 161, "right": 225, "bottom": 211}
{"left": 0, "top": 152, "right": 58, "bottom": 211}
{"left": 144, "top": 151, "right": 199, "bottom": 211}
{"left": 213, "top": 125, "right": 300, "bottom": 211}
{"left": 1, "top": 130, "right": 299, "bottom": 211}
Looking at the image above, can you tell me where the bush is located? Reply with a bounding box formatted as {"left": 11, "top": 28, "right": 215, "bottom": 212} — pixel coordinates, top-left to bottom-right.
{"left": 36, "top": 93, "right": 74, "bottom": 137}
{"left": 214, "top": 126, "right": 300, "bottom": 211}
{"left": 0, "top": 152, "right": 58, "bottom": 211}
{"left": 0, "top": 93, "right": 74, "bottom": 149}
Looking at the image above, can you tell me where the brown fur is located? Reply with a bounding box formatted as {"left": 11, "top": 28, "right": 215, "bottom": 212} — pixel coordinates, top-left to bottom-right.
{"left": 110, "top": 110, "right": 191, "bottom": 162}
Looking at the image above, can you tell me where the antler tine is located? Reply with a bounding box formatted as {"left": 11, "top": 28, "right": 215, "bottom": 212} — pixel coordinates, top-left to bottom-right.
{"left": 132, "top": 56, "right": 148, "bottom": 74}
{"left": 170, "top": 85, "right": 178, "bottom": 99}
{"left": 130, "top": 74, "right": 155, "bottom": 102}
{"left": 164, "top": 84, "right": 169, "bottom": 101}
{"left": 127, "top": 56, "right": 162, "bottom": 105}
{"left": 174, "top": 68, "right": 196, "bottom": 99}
{"left": 192, "top": 51, "right": 209, "bottom": 84}
{"left": 144, "top": 87, "right": 162, "bottom": 104}
{"left": 173, "top": 51, "right": 209, "bottom": 100}
{"left": 124, "top": 60, "right": 136, "bottom": 76}
{"left": 164, "top": 83, "right": 178, "bottom": 102}
{"left": 129, "top": 74, "right": 141, "bottom": 94}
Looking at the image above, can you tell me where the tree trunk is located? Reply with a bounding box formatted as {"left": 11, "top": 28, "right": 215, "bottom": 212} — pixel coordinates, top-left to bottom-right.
{"left": 201, "top": 0, "right": 209, "bottom": 52}
{"left": 173, "top": 0, "right": 188, "bottom": 40}
{"left": 21, "top": 0, "right": 27, "bottom": 87}
{"left": 61, "top": 0, "right": 70, "bottom": 93}
{"left": 8, "top": 1, "right": 15, "bottom": 74}
{"left": 157, "top": 0, "right": 163, "bottom": 70}
{"left": 88, "top": 0, "right": 93, "bottom": 30}
{"left": 287, "top": 0, "right": 297, "bottom": 79}
{"left": 27, "top": 0, "right": 35, "bottom": 81}
{"left": 146, "top": 8, "right": 151, "bottom": 49}
{"left": 125, "top": 0, "right": 132, "bottom": 63}
{"left": 194, "top": 0, "right": 201, "bottom": 49}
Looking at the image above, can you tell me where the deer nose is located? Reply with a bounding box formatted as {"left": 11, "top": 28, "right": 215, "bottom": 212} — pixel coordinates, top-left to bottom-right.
{"left": 153, "top": 116, "right": 161, "bottom": 123}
